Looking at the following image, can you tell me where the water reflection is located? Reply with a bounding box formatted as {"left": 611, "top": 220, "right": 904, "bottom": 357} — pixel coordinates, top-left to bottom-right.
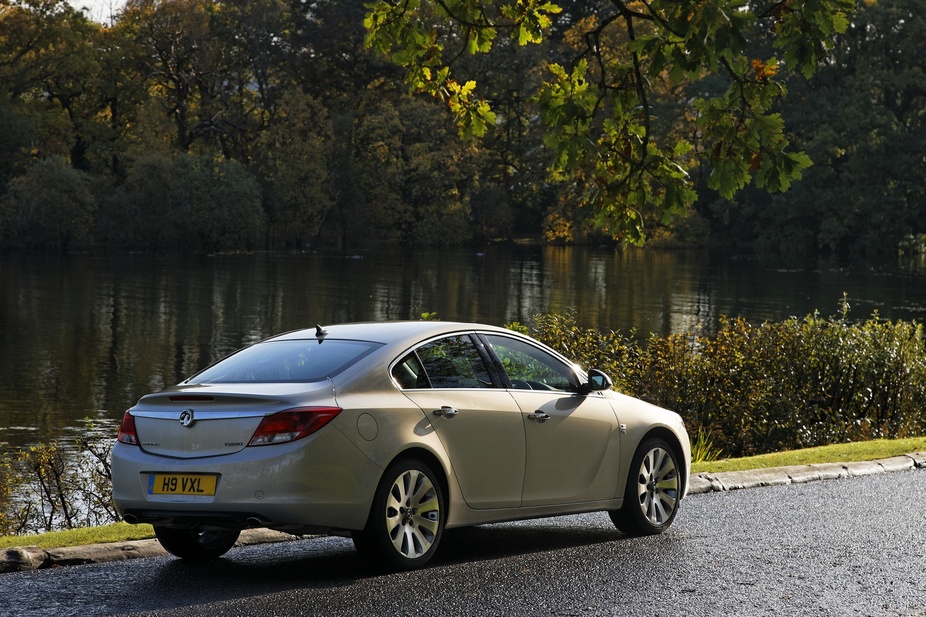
{"left": 1, "top": 247, "right": 926, "bottom": 453}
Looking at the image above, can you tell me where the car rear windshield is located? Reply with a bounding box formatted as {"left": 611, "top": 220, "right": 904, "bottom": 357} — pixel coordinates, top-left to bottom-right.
{"left": 188, "top": 339, "right": 384, "bottom": 384}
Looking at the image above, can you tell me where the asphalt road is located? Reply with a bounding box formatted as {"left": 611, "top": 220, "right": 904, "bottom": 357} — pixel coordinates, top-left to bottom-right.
{"left": 2, "top": 468, "right": 924, "bottom": 617}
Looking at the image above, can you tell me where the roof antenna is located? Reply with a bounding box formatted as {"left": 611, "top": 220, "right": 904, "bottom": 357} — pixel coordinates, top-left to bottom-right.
{"left": 315, "top": 324, "right": 329, "bottom": 338}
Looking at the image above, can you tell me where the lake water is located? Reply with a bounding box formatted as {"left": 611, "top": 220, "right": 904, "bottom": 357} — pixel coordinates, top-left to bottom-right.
{"left": 3, "top": 246, "right": 926, "bottom": 454}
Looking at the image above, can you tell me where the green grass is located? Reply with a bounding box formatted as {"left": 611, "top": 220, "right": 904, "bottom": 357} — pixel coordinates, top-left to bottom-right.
{"left": 0, "top": 522, "right": 154, "bottom": 549}
{"left": 692, "top": 436, "right": 926, "bottom": 474}
{"left": 2, "top": 437, "right": 924, "bottom": 550}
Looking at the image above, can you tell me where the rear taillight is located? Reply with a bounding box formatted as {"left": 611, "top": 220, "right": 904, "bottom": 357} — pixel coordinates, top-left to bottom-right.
{"left": 248, "top": 406, "right": 342, "bottom": 447}
{"left": 117, "top": 411, "right": 138, "bottom": 446}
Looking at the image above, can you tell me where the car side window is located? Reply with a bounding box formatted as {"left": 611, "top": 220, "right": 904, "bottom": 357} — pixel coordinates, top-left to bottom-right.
{"left": 484, "top": 334, "right": 578, "bottom": 392}
{"left": 404, "top": 335, "right": 492, "bottom": 389}
{"left": 392, "top": 353, "right": 426, "bottom": 389}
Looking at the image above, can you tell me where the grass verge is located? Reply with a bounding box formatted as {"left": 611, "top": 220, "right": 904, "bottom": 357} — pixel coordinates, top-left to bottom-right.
{"left": 2, "top": 437, "right": 924, "bottom": 550}
{"left": 0, "top": 522, "right": 154, "bottom": 549}
{"left": 692, "top": 436, "right": 926, "bottom": 474}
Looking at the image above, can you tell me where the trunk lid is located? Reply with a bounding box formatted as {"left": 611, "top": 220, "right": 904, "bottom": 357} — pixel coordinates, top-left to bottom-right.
{"left": 129, "top": 382, "right": 335, "bottom": 458}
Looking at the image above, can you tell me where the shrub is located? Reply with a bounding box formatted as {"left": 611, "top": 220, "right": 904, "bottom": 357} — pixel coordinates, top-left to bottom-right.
{"left": 521, "top": 308, "right": 926, "bottom": 458}
{"left": 0, "top": 156, "right": 96, "bottom": 251}
{"left": 0, "top": 432, "right": 115, "bottom": 536}
{"left": 100, "top": 152, "right": 265, "bottom": 253}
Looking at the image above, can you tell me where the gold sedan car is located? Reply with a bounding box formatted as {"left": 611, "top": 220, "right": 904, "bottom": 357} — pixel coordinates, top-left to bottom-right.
{"left": 112, "top": 321, "right": 691, "bottom": 570}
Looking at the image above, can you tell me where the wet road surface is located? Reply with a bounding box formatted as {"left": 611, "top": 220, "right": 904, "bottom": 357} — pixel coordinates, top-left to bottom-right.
{"left": 2, "top": 469, "right": 924, "bottom": 616}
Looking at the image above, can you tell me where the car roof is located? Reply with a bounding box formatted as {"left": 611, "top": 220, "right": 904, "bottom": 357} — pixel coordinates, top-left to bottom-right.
{"left": 266, "top": 321, "right": 516, "bottom": 349}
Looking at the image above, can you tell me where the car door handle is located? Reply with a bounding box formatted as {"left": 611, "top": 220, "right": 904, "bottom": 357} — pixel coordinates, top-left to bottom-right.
{"left": 528, "top": 412, "right": 551, "bottom": 423}
{"left": 432, "top": 406, "right": 459, "bottom": 418}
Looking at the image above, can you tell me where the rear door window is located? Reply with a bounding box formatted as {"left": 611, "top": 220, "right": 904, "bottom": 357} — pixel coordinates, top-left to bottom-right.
{"left": 393, "top": 335, "right": 493, "bottom": 389}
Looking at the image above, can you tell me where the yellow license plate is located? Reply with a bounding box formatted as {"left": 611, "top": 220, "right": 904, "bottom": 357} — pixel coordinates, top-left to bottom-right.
{"left": 147, "top": 474, "right": 217, "bottom": 496}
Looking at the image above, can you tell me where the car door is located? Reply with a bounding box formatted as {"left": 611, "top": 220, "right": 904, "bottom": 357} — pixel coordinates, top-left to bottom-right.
{"left": 482, "top": 334, "right": 623, "bottom": 507}
{"left": 395, "top": 334, "right": 526, "bottom": 509}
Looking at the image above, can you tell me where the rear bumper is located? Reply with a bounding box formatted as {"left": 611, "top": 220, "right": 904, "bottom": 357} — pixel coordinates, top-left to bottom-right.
{"left": 119, "top": 508, "right": 333, "bottom": 534}
{"left": 111, "top": 427, "right": 382, "bottom": 531}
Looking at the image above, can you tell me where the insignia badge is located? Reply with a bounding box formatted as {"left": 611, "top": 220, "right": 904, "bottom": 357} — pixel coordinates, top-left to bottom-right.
{"left": 179, "top": 409, "right": 196, "bottom": 427}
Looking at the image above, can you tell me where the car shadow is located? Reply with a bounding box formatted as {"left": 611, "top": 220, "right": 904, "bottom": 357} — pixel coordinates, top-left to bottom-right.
{"left": 434, "top": 519, "right": 624, "bottom": 566}
{"left": 128, "top": 516, "right": 634, "bottom": 614}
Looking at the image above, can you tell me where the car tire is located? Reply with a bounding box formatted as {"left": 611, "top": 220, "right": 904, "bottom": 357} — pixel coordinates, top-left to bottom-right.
{"left": 609, "top": 437, "right": 681, "bottom": 536}
{"left": 153, "top": 526, "right": 241, "bottom": 561}
{"left": 352, "top": 458, "right": 445, "bottom": 570}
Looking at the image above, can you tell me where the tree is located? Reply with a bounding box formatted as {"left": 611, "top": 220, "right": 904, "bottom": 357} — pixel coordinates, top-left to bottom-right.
{"left": 287, "top": 0, "right": 393, "bottom": 100}
{"left": 351, "top": 94, "right": 481, "bottom": 247}
{"left": 174, "top": 156, "right": 266, "bottom": 252}
{"left": 0, "top": 156, "right": 96, "bottom": 251}
{"left": 98, "top": 150, "right": 179, "bottom": 250}
{"left": 364, "top": 0, "right": 856, "bottom": 243}
{"left": 100, "top": 151, "right": 265, "bottom": 252}
{"left": 712, "top": 0, "right": 926, "bottom": 256}
{"left": 0, "top": 0, "right": 106, "bottom": 173}
{"left": 438, "top": 24, "right": 555, "bottom": 239}
{"left": 119, "top": 0, "right": 277, "bottom": 158}
{"left": 252, "top": 88, "right": 334, "bottom": 249}
{"left": 0, "top": 106, "right": 33, "bottom": 191}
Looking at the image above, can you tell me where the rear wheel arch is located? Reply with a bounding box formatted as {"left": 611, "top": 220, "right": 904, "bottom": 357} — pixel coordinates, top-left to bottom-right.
{"left": 353, "top": 450, "right": 449, "bottom": 569}
{"left": 385, "top": 447, "right": 451, "bottom": 518}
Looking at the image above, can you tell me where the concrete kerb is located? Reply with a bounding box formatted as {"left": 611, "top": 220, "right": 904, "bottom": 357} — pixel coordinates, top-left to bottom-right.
{"left": 0, "top": 528, "right": 297, "bottom": 574}
{"left": 3, "top": 452, "right": 925, "bottom": 574}
{"left": 687, "top": 451, "right": 926, "bottom": 494}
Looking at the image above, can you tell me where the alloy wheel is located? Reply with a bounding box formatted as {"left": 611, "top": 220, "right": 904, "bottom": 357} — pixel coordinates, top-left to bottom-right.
{"left": 384, "top": 468, "right": 441, "bottom": 560}
{"left": 635, "top": 445, "right": 679, "bottom": 526}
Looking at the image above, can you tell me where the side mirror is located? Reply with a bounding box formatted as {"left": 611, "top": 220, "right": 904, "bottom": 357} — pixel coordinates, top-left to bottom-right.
{"left": 577, "top": 369, "right": 613, "bottom": 394}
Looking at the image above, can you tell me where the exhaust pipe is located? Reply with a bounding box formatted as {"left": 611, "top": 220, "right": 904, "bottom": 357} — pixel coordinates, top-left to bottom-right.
{"left": 246, "top": 517, "right": 266, "bottom": 528}
{"left": 122, "top": 513, "right": 138, "bottom": 524}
